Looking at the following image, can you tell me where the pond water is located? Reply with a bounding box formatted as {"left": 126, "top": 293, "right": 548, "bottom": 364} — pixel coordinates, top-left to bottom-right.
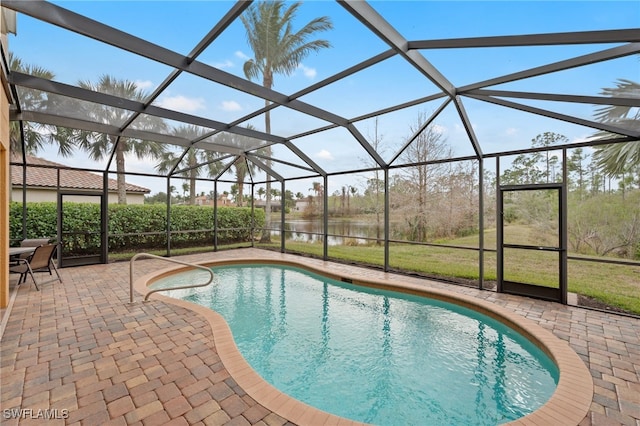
{"left": 269, "top": 219, "right": 384, "bottom": 245}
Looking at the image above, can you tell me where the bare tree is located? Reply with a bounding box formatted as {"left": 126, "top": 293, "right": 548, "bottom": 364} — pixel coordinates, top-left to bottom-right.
{"left": 397, "top": 112, "right": 451, "bottom": 241}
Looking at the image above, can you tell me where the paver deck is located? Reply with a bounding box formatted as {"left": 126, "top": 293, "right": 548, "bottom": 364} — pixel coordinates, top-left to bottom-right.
{"left": 2, "top": 248, "right": 639, "bottom": 425}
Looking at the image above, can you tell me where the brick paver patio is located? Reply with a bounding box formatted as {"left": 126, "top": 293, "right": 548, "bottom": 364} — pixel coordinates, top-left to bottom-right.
{"left": 2, "top": 248, "right": 639, "bottom": 425}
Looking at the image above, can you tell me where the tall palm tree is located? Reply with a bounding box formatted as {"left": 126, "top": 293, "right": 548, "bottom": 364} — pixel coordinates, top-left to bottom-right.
{"left": 8, "top": 53, "right": 75, "bottom": 157}
{"left": 156, "top": 125, "right": 224, "bottom": 205}
{"left": 240, "top": 0, "right": 333, "bottom": 241}
{"left": 71, "top": 75, "right": 167, "bottom": 204}
{"left": 592, "top": 79, "right": 640, "bottom": 177}
{"left": 233, "top": 156, "right": 253, "bottom": 207}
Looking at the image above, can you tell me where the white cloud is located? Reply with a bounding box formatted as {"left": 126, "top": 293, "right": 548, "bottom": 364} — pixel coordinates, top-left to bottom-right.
{"left": 432, "top": 124, "right": 447, "bottom": 134}
{"left": 221, "top": 100, "right": 242, "bottom": 111}
{"left": 135, "top": 80, "right": 154, "bottom": 90}
{"left": 235, "top": 50, "right": 250, "bottom": 61}
{"left": 315, "top": 149, "right": 334, "bottom": 160}
{"left": 156, "top": 95, "right": 205, "bottom": 112}
{"left": 505, "top": 127, "right": 518, "bottom": 136}
{"left": 213, "top": 59, "right": 234, "bottom": 69}
{"left": 298, "top": 64, "right": 317, "bottom": 79}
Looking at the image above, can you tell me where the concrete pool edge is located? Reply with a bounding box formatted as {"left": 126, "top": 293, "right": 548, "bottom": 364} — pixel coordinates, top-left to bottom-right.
{"left": 134, "top": 256, "right": 594, "bottom": 426}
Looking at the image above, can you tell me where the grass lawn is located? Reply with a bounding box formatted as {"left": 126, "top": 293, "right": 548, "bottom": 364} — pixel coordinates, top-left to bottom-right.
{"left": 257, "top": 225, "right": 640, "bottom": 315}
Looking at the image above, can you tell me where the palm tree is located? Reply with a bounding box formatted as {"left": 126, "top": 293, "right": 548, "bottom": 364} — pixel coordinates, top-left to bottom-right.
{"left": 240, "top": 0, "right": 333, "bottom": 241}
{"left": 309, "top": 181, "right": 323, "bottom": 197}
{"left": 8, "top": 53, "right": 75, "bottom": 157}
{"left": 223, "top": 128, "right": 258, "bottom": 208}
{"left": 71, "top": 75, "right": 167, "bottom": 204}
{"left": 257, "top": 186, "right": 266, "bottom": 201}
{"left": 592, "top": 79, "right": 640, "bottom": 177}
{"left": 232, "top": 156, "right": 253, "bottom": 207}
{"left": 155, "top": 125, "right": 223, "bottom": 205}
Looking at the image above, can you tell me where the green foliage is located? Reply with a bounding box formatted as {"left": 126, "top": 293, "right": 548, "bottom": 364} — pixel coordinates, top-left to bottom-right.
{"left": 568, "top": 191, "right": 640, "bottom": 258}
{"left": 10, "top": 202, "right": 265, "bottom": 252}
{"left": 9, "top": 202, "right": 58, "bottom": 241}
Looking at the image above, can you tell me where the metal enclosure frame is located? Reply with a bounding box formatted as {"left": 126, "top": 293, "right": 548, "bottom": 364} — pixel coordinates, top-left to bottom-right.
{"left": 497, "top": 183, "right": 567, "bottom": 304}
{"left": 2, "top": 0, "right": 639, "bottom": 307}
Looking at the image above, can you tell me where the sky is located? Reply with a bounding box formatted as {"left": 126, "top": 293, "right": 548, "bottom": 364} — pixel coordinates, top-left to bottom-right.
{"left": 7, "top": 0, "right": 640, "bottom": 197}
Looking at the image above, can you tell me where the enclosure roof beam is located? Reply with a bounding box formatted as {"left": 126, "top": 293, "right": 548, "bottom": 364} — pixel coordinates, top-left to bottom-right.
{"left": 246, "top": 154, "right": 284, "bottom": 182}
{"left": 283, "top": 141, "right": 326, "bottom": 177}
{"left": 467, "top": 93, "right": 640, "bottom": 138}
{"left": 466, "top": 89, "right": 640, "bottom": 107}
{"left": 408, "top": 28, "right": 640, "bottom": 49}
{"left": 338, "top": 0, "right": 456, "bottom": 97}
{"left": 119, "top": 1, "right": 252, "bottom": 131}
{"left": 223, "top": 49, "right": 397, "bottom": 136}
{"left": 389, "top": 98, "right": 452, "bottom": 166}
{"left": 347, "top": 124, "right": 387, "bottom": 168}
{"left": 287, "top": 91, "right": 448, "bottom": 142}
{"left": 248, "top": 152, "right": 318, "bottom": 174}
{"left": 454, "top": 96, "right": 483, "bottom": 158}
{"left": 10, "top": 72, "right": 287, "bottom": 148}
{"left": 2, "top": 0, "right": 357, "bottom": 136}
{"left": 212, "top": 157, "right": 237, "bottom": 181}
{"left": 173, "top": 153, "right": 236, "bottom": 177}
{"left": 351, "top": 92, "right": 448, "bottom": 123}
{"left": 289, "top": 49, "right": 396, "bottom": 100}
{"left": 11, "top": 110, "right": 195, "bottom": 146}
{"left": 459, "top": 42, "right": 640, "bottom": 92}
{"left": 192, "top": 141, "right": 244, "bottom": 156}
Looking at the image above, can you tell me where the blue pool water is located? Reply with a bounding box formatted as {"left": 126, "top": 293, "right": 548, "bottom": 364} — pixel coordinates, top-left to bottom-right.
{"left": 154, "top": 264, "right": 559, "bottom": 425}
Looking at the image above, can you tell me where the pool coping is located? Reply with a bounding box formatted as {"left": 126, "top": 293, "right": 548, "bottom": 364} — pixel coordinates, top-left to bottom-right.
{"left": 134, "top": 256, "right": 594, "bottom": 426}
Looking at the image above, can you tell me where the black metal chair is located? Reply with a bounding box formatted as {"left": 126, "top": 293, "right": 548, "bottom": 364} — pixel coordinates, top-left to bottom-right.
{"left": 9, "top": 244, "right": 62, "bottom": 290}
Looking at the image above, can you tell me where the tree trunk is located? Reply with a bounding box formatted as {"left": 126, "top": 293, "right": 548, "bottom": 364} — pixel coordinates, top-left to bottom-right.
{"left": 116, "top": 141, "right": 127, "bottom": 205}
{"left": 260, "top": 72, "right": 273, "bottom": 243}
{"left": 190, "top": 172, "right": 196, "bottom": 205}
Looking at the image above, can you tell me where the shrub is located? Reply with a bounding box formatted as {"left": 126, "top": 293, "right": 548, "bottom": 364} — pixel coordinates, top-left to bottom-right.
{"left": 10, "top": 202, "right": 265, "bottom": 253}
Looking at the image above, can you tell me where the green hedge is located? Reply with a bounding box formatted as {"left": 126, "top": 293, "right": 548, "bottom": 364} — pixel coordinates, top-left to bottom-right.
{"left": 10, "top": 202, "right": 264, "bottom": 253}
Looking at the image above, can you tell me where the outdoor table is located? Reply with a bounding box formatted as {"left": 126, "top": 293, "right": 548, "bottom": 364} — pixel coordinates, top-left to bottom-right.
{"left": 9, "top": 246, "right": 36, "bottom": 258}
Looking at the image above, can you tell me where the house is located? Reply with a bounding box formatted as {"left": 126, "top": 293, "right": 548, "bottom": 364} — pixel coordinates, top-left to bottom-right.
{"left": 294, "top": 199, "right": 310, "bottom": 212}
{"left": 10, "top": 155, "right": 150, "bottom": 204}
{"left": 194, "top": 194, "right": 234, "bottom": 207}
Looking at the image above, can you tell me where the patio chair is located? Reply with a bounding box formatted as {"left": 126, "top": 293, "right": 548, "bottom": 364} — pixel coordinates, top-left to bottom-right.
{"left": 10, "top": 238, "right": 52, "bottom": 265}
{"left": 9, "top": 244, "right": 62, "bottom": 291}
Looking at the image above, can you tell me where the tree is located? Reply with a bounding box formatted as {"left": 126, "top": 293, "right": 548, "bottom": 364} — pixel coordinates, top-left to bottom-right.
{"left": 72, "top": 75, "right": 167, "bottom": 204}
{"left": 398, "top": 112, "right": 451, "bottom": 241}
{"left": 240, "top": 0, "right": 333, "bottom": 241}
{"left": 8, "top": 53, "right": 75, "bottom": 157}
{"left": 592, "top": 79, "right": 640, "bottom": 177}
{"left": 232, "top": 157, "right": 250, "bottom": 207}
{"left": 155, "top": 125, "right": 223, "bottom": 205}
{"left": 567, "top": 148, "right": 589, "bottom": 197}
{"left": 182, "top": 182, "right": 189, "bottom": 200}
{"left": 230, "top": 184, "right": 239, "bottom": 204}
{"left": 531, "top": 132, "right": 568, "bottom": 183}
{"left": 360, "top": 117, "right": 386, "bottom": 243}
{"left": 144, "top": 192, "right": 168, "bottom": 204}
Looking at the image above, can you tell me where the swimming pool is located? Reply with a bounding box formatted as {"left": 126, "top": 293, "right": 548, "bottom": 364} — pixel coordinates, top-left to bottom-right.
{"left": 147, "top": 261, "right": 575, "bottom": 425}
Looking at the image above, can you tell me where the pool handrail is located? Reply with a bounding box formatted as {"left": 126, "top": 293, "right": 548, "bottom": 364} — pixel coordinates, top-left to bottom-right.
{"left": 129, "top": 253, "right": 214, "bottom": 302}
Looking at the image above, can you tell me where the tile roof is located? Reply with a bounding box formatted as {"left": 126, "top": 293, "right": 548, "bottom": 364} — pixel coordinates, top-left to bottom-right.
{"left": 10, "top": 155, "right": 150, "bottom": 193}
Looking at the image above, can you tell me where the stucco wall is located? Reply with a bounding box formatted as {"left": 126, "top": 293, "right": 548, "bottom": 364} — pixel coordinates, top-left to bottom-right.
{"left": 11, "top": 188, "right": 146, "bottom": 204}
{"left": 1, "top": 63, "right": 10, "bottom": 308}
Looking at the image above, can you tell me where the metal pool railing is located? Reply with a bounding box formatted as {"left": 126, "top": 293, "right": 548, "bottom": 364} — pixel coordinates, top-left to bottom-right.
{"left": 129, "top": 253, "right": 214, "bottom": 303}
